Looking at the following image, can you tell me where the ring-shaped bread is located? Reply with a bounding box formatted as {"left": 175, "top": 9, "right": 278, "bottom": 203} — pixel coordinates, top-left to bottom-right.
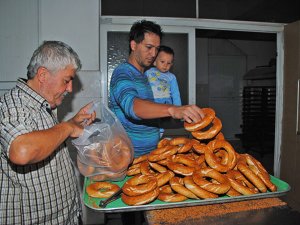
{"left": 121, "top": 187, "right": 160, "bottom": 206}
{"left": 184, "top": 108, "right": 216, "bottom": 132}
{"left": 183, "top": 176, "right": 218, "bottom": 199}
{"left": 194, "top": 154, "right": 206, "bottom": 166}
{"left": 191, "top": 117, "right": 222, "bottom": 140}
{"left": 166, "top": 155, "right": 197, "bottom": 176}
{"left": 169, "top": 177, "right": 199, "bottom": 199}
{"left": 86, "top": 182, "right": 120, "bottom": 198}
{"left": 215, "top": 149, "right": 229, "bottom": 165}
{"left": 155, "top": 170, "right": 175, "bottom": 187}
{"left": 149, "top": 161, "right": 168, "bottom": 173}
{"left": 158, "top": 185, "right": 188, "bottom": 202}
{"left": 215, "top": 132, "right": 225, "bottom": 140}
{"left": 226, "top": 170, "right": 258, "bottom": 195}
{"left": 77, "top": 157, "right": 95, "bottom": 176}
{"left": 150, "top": 145, "right": 173, "bottom": 155}
{"left": 148, "top": 146, "right": 178, "bottom": 162}
{"left": 107, "top": 142, "right": 132, "bottom": 172}
{"left": 192, "top": 168, "right": 231, "bottom": 194}
{"left": 157, "top": 138, "right": 171, "bottom": 148}
{"left": 238, "top": 154, "right": 276, "bottom": 192}
{"left": 226, "top": 187, "right": 242, "bottom": 197}
{"left": 237, "top": 155, "right": 267, "bottom": 193}
{"left": 126, "top": 163, "right": 141, "bottom": 176}
{"left": 122, "top": 174, "right": 157, "bottom": 196}
{"left": 132, "top": 154, "right": 148, "bottom": 165}
{"left": 140, "top": 160, "right": 156, "bottom": 175}
{"left": 169, "top": 137, "right": 193, "bottom": 153}
{"left": 205, "top": 139, "right": 237, "bottom": 173}
{"left": 193, "top": 143, "right": 209, "bottom": 154}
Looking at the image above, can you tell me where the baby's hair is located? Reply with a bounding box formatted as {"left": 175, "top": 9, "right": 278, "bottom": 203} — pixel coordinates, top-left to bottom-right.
{"left": 158, "top": 45, "right": 174, "bottom": 56}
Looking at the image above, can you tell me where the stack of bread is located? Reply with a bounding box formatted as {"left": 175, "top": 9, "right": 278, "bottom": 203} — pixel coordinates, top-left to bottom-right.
{"left": 120, "top": 108, "right": 277, "bottom": 205}
{"left": 77, "top": 135, "right": 133, "bottom": 182}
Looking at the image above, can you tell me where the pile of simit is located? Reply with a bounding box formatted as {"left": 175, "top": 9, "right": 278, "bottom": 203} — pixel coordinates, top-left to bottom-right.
{"left": 87, "top": 108, "right": 277, "bottom": 206}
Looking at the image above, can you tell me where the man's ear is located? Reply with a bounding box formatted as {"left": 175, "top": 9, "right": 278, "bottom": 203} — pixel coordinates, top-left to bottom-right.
{"left": 130, "top": 40, "right": 137, "bottom": 52}
{"left": 36, "top": 67, "right": 48, "bottom": 82}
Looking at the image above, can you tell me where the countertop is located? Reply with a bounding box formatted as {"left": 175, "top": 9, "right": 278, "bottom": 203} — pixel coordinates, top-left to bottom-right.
{"left": 144, "top": 197, "right": 300, "bottom": 225}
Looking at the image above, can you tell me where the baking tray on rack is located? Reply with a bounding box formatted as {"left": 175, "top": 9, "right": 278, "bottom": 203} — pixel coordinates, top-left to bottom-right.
{"left": 82, "top": 175, "right": 290, "bottom": 213}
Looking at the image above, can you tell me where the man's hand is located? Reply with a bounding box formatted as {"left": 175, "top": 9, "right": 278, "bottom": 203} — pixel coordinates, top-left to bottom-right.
{"left": 68, "top": 102, "right": 96, "bottom": 132}
{"left": 168, "top": 105, "right": 205, "bottom": 123}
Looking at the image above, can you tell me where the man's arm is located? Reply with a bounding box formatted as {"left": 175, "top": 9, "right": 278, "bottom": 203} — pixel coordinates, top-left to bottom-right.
{"left": 133, "top": 98, "right": 204, "bottom": 123}
{"left": 9, "top": 122, "right": 76, "bottom": 165}
{"left": 9, "top": 102, "right": 96, "bottom": 165}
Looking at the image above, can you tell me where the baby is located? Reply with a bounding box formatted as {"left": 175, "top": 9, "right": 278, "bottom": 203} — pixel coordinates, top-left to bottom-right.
{"left": 145, "top": 45, "right": 182, "bottom": 137}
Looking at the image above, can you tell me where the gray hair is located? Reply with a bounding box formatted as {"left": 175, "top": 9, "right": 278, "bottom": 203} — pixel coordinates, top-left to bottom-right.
{"left": 27, "top": 41, "right": 82, "bottom": 79}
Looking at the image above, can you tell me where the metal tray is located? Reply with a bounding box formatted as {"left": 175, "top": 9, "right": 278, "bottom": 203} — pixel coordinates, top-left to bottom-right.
{"left": 82, "top": 175, "right": 290, "bottom": 213}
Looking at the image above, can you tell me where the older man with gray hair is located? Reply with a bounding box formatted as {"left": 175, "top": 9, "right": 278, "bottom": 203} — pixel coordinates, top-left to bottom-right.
{"left": 0, "top": 41, "right": 96, "bottom": 225}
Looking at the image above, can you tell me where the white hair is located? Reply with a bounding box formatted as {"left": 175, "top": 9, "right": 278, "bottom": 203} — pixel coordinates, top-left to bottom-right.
{"left": 27, "top": 41, "right": 82, "bottom": 79}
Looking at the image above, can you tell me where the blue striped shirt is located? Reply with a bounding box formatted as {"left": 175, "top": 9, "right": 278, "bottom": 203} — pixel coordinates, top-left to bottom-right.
{"left": 109, "top": 62, "right": 160, "bottom": 157}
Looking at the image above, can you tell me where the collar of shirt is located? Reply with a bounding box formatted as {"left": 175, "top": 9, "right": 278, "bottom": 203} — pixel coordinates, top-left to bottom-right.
{"left": 17, "top": 78, "right": 51, "bottom": 113}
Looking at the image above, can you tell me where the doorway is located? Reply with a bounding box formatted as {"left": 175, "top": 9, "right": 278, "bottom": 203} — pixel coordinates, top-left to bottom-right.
{"left": 100, "top": 16, "right": 284, "bottom": 176}
{"left": 195, "top": 30, "right": 277, "bottom": 173}
{"left": 106, "top": 32, "right": 189, "bottom": 106}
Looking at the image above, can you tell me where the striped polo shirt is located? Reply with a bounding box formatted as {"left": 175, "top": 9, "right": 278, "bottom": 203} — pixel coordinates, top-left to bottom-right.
{"left": 109, "top": 62, "right": 160, "bottom": 157}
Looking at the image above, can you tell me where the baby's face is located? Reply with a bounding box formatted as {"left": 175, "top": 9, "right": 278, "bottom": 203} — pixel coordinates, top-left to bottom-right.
{"left": 154, "top": 51, "right": 174, "bottom": 73}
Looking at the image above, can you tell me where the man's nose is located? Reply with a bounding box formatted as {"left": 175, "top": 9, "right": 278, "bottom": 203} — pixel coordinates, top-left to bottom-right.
{"left": 151, "top": 47, "right": 158, "bottom": 57}
{"left": 66, "top": 80, "right": 73, "bottom": 92}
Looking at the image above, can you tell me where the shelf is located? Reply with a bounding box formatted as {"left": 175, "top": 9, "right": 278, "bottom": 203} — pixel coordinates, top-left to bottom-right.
{"left": 239, "top": 86, "right": 276, "bottom": 156}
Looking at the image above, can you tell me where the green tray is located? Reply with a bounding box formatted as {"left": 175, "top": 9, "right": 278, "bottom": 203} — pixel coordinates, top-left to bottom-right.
{"left": 82, "top": 175, "right": 290, "bottom": 212}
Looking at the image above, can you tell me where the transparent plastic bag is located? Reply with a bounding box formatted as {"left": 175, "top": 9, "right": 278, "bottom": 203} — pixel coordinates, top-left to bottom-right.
{"left": 72, "top": 102, "right": 133, "bottom": 181}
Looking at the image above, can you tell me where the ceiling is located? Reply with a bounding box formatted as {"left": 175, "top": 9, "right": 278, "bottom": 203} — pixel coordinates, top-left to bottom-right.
{"left": 102, "top": 0, "right": 300, "bottom": 41}
{"left": 196, "top": 0, "right": 299, "bottom": 41}
{"left": 102, "top": 0, "right": 300, "bottom": 24}
{"left": 197, "top": 0, "right": 299, "bottom": 24}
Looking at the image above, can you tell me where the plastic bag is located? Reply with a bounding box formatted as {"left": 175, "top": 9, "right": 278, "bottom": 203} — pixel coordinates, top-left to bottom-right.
{"left": 72, "top": 102, "right": 133, "bottom": 181}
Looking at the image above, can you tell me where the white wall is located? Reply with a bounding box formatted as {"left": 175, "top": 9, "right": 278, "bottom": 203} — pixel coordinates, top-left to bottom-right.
{"left": 0, "top": 1, "right": 103, "bottom": 223}
{"left": 39, "top": 0, "right": 100, "bottom": 71}
{"left": 40, "top": 0, "right": 102, "bottom": 121}
{"left": 0, "top": 0, "right": 39, "bottom": 95}
{"left": 196, "top": 38, "right": 276, "bottom": 85}
{"left": 196, "top": 37, "right": 276, "bottom": 139}
{"left": 0, "top": 0, "right": 102, "bottom": 121}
